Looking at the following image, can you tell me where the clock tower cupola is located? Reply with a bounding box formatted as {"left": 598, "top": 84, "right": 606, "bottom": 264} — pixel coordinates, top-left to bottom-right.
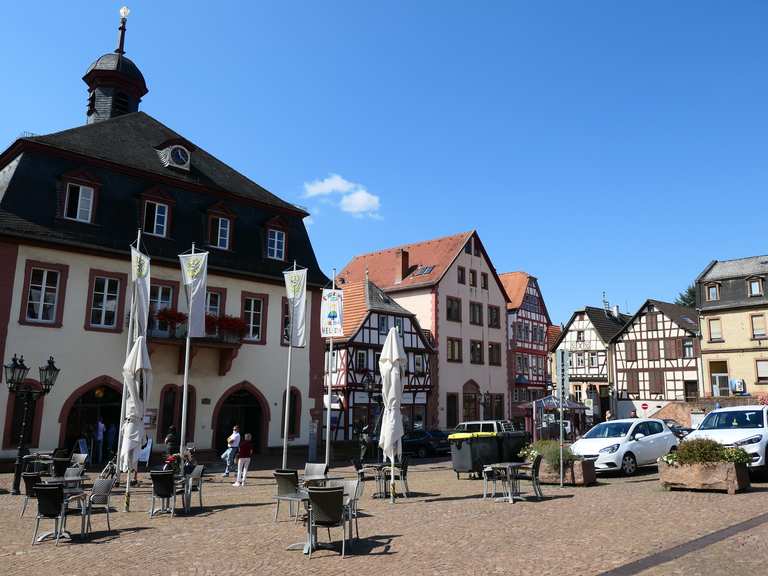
{"left": 82, "top": 6, "right": 148, "bottom": 124}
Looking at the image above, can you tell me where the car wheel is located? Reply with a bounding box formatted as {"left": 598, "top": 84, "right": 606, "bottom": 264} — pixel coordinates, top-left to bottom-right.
{"left": 417, "top": 447, "right": 428, "bottom": 459}
{"left": 621, "top": 453, "right": 637, "bottom": 476}
{"left": 669, "top": 445, "right": 677, "bottom": 453}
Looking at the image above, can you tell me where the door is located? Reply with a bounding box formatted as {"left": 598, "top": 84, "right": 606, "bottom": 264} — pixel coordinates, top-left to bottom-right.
{"left": 215, "top": 389, "right": 263, "bottom": 453}
{"left": 710, "top": 361, "right": 730, "bottom": 397}
{"left": 629, "top": 422, "right": 653, "bottom": 464}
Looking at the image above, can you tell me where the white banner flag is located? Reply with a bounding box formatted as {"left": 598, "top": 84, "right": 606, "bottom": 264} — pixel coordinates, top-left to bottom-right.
{"left": 131, "top": 247, "right": 151, "bottom": 338}
{"left": 179, "top": 252, "right": 209, "bottom": 338}
{"left": 283, "top": 269, "right": 307, "bottom": 347}
{"left": 320, "top": 289, "right": 344, "bottom": 338}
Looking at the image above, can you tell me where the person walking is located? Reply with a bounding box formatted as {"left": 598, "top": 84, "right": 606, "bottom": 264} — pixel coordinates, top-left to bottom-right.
{"left": 165, "top": 425, "right": 180, "bottom": 456}
{"left": 222, "top": 425, "right": 240, "bottom": 477}
{"left": 233, "top": 433, "right": 253, "bottom": 487}
{"left": 95, "top": 416, "right": 106, "bottom": 464}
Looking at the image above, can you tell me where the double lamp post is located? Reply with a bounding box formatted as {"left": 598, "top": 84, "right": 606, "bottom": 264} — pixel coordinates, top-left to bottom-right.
{"left": 4, "top": 354, "right": 60, "bottom": 495}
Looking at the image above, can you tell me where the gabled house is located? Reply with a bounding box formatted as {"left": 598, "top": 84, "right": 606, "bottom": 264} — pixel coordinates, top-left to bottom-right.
{"left": 696, "top": 256, "right": 768, "bottom": 397}
{"left": 338, "top": 230, "right": 510, "bottom": 429}
{"left": 498, "top": 272, "right": 552, "bottom": 429}
{"left": 611, "top": 300, "right": 700, "bottom": 418}
{"left": 553, "top": 306, "right": 630, "bottom": 421}
{"left": 323, "top": 279, "right": 434, "bottom": 441}
{"left": 0, "top": 13, "right": 328, "bottom": 458}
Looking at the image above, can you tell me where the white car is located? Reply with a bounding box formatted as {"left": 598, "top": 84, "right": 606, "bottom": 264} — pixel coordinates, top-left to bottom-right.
{"left": 570, "top": 418, "right": 679, "bottom": 475}
{"left": 684, "top": 405, "right": 768, "bottom": 468}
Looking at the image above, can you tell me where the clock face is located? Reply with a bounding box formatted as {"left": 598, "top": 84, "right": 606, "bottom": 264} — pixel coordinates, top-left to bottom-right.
{"left": 170, "top": 146, "right": 189, "bottom": 166}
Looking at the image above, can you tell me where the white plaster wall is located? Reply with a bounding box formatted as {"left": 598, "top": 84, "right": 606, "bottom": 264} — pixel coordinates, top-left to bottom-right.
{"left": 0, "top": 245, "right": 315, "bottom": 456}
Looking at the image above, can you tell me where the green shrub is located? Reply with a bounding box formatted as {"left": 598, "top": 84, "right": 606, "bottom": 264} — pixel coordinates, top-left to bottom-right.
{"left": 519, "top": 439, "right": 574, "bottom": 470}
{"left": 667, "top": 438, "right": 751, "bottom": 466}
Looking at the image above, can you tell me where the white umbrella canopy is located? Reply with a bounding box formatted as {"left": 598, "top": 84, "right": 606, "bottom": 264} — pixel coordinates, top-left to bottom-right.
{"left": 119, "top": 335, "right": 153, "bottom": 472}
{"left": 378, "top": 327, "right": 406, "bottom": 500}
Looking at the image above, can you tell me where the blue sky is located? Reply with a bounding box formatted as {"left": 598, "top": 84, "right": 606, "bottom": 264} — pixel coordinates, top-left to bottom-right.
{"left": 2, "top": 1, "right": 768, "bottom": 324}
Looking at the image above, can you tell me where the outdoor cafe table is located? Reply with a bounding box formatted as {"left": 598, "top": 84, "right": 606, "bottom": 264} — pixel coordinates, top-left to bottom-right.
{"left": 363, "top": 462, "right": 402, "bottom": 498}
{"left": 286, "top": 486, "right": 352, "bottom": 555}
{"left": 35, "top": 489, "right": 88, "bottom": 543}
{"left": 301, "top": 474, "right": 344, "bottom": 486}
{"left": 489, "top": 462, "right": 526, "bottom": 503}
{"left": 41, "top": 475, "right": 90, "bottom": 487}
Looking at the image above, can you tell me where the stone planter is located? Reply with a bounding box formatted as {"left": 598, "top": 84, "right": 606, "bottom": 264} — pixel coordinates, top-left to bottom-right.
{"left": 659, "top": 460, "right": 750, "bottom": 494}
{"left": 538, "top": 459, "right": 596, "bottom": 486}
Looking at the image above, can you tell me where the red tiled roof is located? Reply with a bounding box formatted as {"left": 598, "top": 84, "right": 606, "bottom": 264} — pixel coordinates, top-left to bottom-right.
{"left": 546, "top": 325, "right": 562, "bottom": 352}
{"left": 498, "top": 271, "right": 529, "bottom": 310}
{"left": 337, "top": 231, "right": 474, "bottom": 291}
{"left": 336, "top": 279, "right": 416, "bottom": 343}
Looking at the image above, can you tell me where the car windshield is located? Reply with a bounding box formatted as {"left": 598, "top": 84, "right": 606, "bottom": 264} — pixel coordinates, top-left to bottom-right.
{"left": 583, "top": 422, "right": 632, "bottom": 439}
{"left": 699, "top": 410, "right": 765, "bottom": 430}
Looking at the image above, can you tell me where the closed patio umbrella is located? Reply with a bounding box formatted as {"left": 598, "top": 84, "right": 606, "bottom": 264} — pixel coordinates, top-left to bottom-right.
{"left": 378, "top": 327, "right": 406, "bottom": 503}
{"left": 120, "top": 335, "right": 152, "bottom": 473}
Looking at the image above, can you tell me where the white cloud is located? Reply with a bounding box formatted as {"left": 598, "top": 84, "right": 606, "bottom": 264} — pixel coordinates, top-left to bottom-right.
{"left": 303, "top": 173, "right": 355, "bottom": 197}
{"left": 303, "top": 173, "right": 382, "bottom": 218}
{"left": 340, "top": 189, "right": 380, "bottom": 216}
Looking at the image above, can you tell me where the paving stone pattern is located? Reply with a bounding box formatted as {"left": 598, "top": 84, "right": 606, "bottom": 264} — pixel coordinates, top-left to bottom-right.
{"left": 2, "top": 461, "right": 768, "bottom": 576}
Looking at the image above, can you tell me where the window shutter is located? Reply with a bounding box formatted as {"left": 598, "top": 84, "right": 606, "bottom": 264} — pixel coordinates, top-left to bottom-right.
{"left": 665, "top": 339, "right": 676, "bottom": 360}
{"left": 627, "top": 371, "right": 639, "bottom": 394}
{"left": 693, "top": 338, "right": 701, "bottom": 356}
{"left": 676, "top": 338, "right": 684, "bottom": 359}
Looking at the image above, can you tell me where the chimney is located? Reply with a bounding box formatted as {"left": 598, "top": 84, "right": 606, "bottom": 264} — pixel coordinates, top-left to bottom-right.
{"left": 395, "top": 249, "right": 409, "bottom": 283}
{"left": 612, "top": 304, "right": 620, "bottom": 318}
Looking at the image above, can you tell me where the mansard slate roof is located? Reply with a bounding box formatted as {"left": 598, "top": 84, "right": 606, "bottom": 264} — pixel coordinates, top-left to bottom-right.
{"left": 0, "top": 113, "right": 328, "bottom": 287}
{"left": 84, "top": 53, "right": 148, "bottom": 94}
{"left": 24, "top": 112, "right": 302, "bottom": 213}
{"left": 339, "top": 279, "right": 417, "bottom": 342}
{"left": 697, "top": 255, "right": 768, "bottom": 282}
{"left": 610, "top": 299, "right": 699, "bottom": 342}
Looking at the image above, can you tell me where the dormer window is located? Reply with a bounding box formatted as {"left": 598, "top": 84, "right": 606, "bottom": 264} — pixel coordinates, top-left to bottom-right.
{"left": 210, "top": 216, "right": 230, "bottom": 250}
{"left": 64, "top": 183, "right": 94, "bottom": 223}
{"left": 748, "top": 277, "right": 764, "bottom": 297}
{"left": 267, "top": 228, "right": 285, "bottom": 260}
{"left": 705, "top": 283, "right": 720, "bottom": 302}
{"left": 144, "top": 200, "right": 168, "bottom": 237}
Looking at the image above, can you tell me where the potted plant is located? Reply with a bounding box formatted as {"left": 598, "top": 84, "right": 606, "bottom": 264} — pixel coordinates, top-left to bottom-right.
{"left": 659, "top": 438, "right": 751, "bottom": 494}
{"left": 205, "top": 313, "right": 219, "bottom": 336}
{"left": 520, "top": 440, "right": 595, "bottom": 486}
{"left": 218, "top": 314, "right": 247, "bottom": 342}
{"left": 155, "top": 308, "right": 188, "bottom": 338}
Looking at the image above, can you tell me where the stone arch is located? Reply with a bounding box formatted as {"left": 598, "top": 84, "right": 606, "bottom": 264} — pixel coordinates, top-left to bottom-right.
{"left": 58, "top": 375, "right": 122, "bottom": 447}
{"left": 211, "top": 381, "right": 271, "bottom": 453}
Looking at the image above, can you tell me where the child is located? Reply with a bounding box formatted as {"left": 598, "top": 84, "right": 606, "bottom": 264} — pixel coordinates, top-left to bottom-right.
{"left": 234, "top": 433, "right": 253, "bottom": 487}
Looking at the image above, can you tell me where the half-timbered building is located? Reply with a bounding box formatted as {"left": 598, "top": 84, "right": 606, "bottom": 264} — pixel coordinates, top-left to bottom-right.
{"left": 338, "top": 231, "right": 509, "bottom": 429}
{"left": 498, "top": 272, "right": 552, "bottom": 429}
{"left": 324, "top": 279, "right": 434, "bottom": 440}
{"left": 611, "top": 300, "right": 700, "bottom": 418}
{"left": 553, "top": 306, "right": 630, "bottom": 421}
{"left": 0, "top": 13, "right": 328, "bottom": 461}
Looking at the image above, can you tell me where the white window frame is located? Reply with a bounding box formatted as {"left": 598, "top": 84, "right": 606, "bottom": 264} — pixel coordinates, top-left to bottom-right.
{"left": 64, "top": 183, "right": 94, "bottom": 223}
{"left": 751, "top": 315, "right": 766, "bottom": 339}
{"left": 144, "top": 200, "right": 169, "bottom": 237}
{"left": 267, "top": 228, "right": 285, "bottom": 260}
{"left": 414, "top": 354, "right": 424, "bottom": 374}
{"left": 89, "top": 276, "right": 120, "bottom": 328}
{"left": 748, "top": 278, "right": 764, "bottom": 297}
{"left": 378, "top": 315, "right": 388, "bottom": 335}
{"left": 709, "top": 318, "right": 723, "bottom": 341}
{"left": 26, "top": 268, "right": 60, "bottom": 323}
{"left": 212, "top": 217, "right": 230, "bottom": 250}
{"left": 356, "top": 350, "right": 367, "bottom": 372}
{"left": 206, "top": 290, "right": 221, "bottom": 317}
{"left": 244, "top": 296, "right": 264, "bottom": 341}
{"left": 150, "top": 284, "right": 173, "bottom": 334}
{"left": 683, "top": 338, "right": 695, "bottom": 358}
{"left": 706, "top": 284, "right": 720, "bottom": 302}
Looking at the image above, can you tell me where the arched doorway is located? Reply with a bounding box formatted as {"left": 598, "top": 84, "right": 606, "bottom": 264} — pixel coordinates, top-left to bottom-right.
{"left": 59, "top": 376, "right": 122, "bottom": 452}
{"left": 462, "top": 380, "right": 480, "bottom": 422}
{"left": 212, "top": 382, "right": 270, "bottom": 454}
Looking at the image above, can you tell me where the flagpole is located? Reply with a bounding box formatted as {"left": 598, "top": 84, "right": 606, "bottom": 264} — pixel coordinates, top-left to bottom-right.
{"left": 179, "top": 243, "right": 194, "bottom": 461}
{"left": 324, "top": 268, "right": 336, "bottom": 468}
{"left": 282, "top": 261, "right": 297, "bottom": 470}
{"left": 117, "top": 229, "right": 141, "bottom": 509}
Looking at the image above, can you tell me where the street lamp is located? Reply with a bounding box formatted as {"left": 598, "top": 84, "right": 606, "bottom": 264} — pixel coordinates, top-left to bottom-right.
{"left": 5, "top": 355, "right": 60, "bottom": 495}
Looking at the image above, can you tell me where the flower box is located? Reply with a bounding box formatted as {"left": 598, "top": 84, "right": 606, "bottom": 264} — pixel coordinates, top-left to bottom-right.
{"left": 538, "top": 459, "right": 596, "bottom": 486}
{"left": 659, "top": 460, "right": 750, "bottom": 495}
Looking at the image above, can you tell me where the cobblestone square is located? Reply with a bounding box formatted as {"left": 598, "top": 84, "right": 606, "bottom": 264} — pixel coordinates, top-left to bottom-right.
{"left": 2, "top": 459, "right": 768, "bottom": 576}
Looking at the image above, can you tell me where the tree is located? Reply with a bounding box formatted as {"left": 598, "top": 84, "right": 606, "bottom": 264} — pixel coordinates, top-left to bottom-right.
{"left": 675, "top": 284, "right": 696, "bottom": 308}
